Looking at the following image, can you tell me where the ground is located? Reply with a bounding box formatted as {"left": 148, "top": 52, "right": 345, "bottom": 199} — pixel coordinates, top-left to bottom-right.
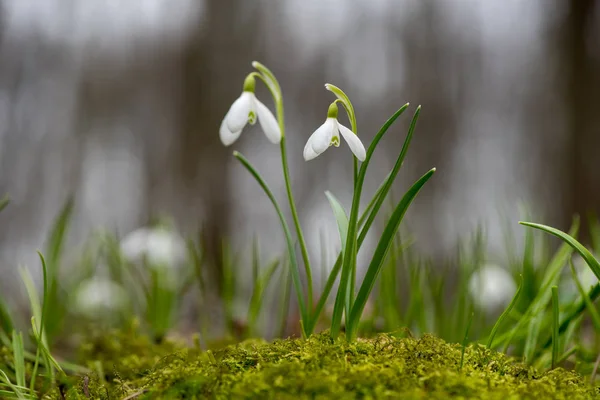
{"left": 39, "top": 328, "right": 599, "bottom": 399}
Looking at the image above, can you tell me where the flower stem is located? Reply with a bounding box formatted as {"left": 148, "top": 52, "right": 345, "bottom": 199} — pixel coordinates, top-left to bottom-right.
{"left": 253, "top": 62, "right": 314, "bottom": 320}
{"left": 279, "top": 137, "right": 313, "bottom": 314}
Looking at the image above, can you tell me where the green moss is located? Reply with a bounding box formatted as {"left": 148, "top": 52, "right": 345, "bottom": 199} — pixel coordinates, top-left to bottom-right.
{"left": 47, "top": 332, "right": 598, "bottom": 399}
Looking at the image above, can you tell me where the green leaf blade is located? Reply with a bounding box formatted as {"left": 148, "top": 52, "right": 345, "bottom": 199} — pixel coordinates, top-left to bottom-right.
{"left": 348, "top": 167, "right": 436, "bottom": 339}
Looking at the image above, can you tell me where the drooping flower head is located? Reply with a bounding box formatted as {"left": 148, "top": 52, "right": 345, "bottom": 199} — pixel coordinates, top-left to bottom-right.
{"left": 303, "top": 102, "right": 366, "bottom": 161}
{"left": 220, "top": 74, "right": 281, "bottom": 146}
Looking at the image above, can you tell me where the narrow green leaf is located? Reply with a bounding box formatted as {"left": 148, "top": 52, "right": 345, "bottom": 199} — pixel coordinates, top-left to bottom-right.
{"left": 551, "top": 286, "right": 559, "bottom": 369}
{"left": 331, "top": 104, "right": 411, "bottom": 339}
{"left": 30, "top": 317, "right": 63, "bottom": 374}
{"left": 357, "top": 106, "right": 420, "bottom": 247}
{"left": 523, "top": 314, "right": 542, "bottom": 363}
{"left": 495, "top": 219, "right": 578, "bottom": 353}
{"left": 0, "top": 369, "right": 29, "bottom": 400}
{"left": 248, "top": 258, "right": 280, "bottom": 334}
{"left": 12, "top": 331, "right": 25, "bottom": 388}
{"left": 46, "top": 198, "right": 74, "bottom": 274}
{"left": 0, "top": 195, "right": 8, "bottom": 213}
{"left": 325, "top": 191, "right": 349, "bottom": 251}
{"left": 519, "top": 221, "right": 600, "bottom": 281}
{"left": 347, "top": 168, "right": 436, "bottom": 339}
{"left": 233, "top": 151, "right": 307, "bottom": 333}
{"left": 252, "top": 235, "right": 260, "bottom": 286}
{"left": 325, "top": 191, "right": 351, "bottom": 320}
{"left": 487, "top": 276, "right": 523, "bottom": 349}
{"left": 0, "top": 298, "right": 14, "bottom": 337}
{"left": 357, "top": 172, "right": 391, "bottom": 228}
{"left": 459, "top": 312, "right": 474, "bottom": 371}
{"left": 569, "top": 259, "right": 600, "bottom": 331}
{"left": 19, "top": 268, "right": 42, "bottom": 336}
{"left": 277, "top": 262, "right": 292, "bottom": 338}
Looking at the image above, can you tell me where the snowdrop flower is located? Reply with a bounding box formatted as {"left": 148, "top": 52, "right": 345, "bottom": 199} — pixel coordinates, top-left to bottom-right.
{"left": 220, "top": 75, "right": 281, "bottom": 146}
{"left": 468, "top": 264, "right": 516, "bottom": 313}
{"left": 74, "top": 278, "right": 128, "bottom": 319}
{"left": 120, "top": 226, "right": 186, "bottom": 269}
{"left": 303, "top": 102, "right": 366, "bottom": 161}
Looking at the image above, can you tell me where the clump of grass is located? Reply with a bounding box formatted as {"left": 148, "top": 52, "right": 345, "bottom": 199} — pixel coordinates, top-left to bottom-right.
{"left": 49, "top": 332, "right": 599, "bottom": 399}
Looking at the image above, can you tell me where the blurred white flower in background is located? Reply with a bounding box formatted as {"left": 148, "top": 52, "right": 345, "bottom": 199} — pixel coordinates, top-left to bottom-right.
{"left": 571, "top": 254, "right": 599, "bottom": 289}
{"left": 74, "top": 278, "right": 128, "bottom": 319}
{"left": 468, "top": 264, "right": 516, "bottom": 313}
{"left": 564, "top": 254, "right": 600, "bottom": 301}
{"left": 120, "top": 226, "right": 187, "bottom": 269}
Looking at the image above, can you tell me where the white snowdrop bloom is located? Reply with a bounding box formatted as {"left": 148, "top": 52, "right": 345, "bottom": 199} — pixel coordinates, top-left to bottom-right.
{"left": 220, "top": 75, "right": 281, "bottom": 146}
{"left": 468, "top": 264, "right": 516, "bottom": 313}
{"left": 120, "top": 226, "right": 186, "bottom": 269}
{"left": 303, "top": 103, "right": 366, "bottom": 161}
{"left": 74, "top": 278, "right": 128, "bottom": 318}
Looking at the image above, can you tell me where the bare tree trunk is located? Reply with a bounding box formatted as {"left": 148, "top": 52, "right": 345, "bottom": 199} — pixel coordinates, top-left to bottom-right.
{"left": 560, "top": 0, "right": 600, "bottom": 240}
{"left": 178, "top": 0, "right": 263, "bottom": 295}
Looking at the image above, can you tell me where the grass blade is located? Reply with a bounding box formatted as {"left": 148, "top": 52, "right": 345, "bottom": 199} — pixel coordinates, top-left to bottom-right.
{"left": 0, "top": 195, "right": 8, "bottom": 213}
{"left": 459, "top": 312, "right": 474, "bottom": 371}
{"left": 331, "top": 104, "right": 411, "bottom": 339}
{"left": 325, "top": 191, "right": 349, "bottom": 252}
{"left": 487, "top": 276, "right": 523, "bottom": 349}
{"left": 233, "top": 151, "right": 308, "bottom": 334}
{"left": 551, "top": 286, "right": 559, "bottom": 369}
{"left": 357, "top": 106, "right": 420, "bottom": 247}
{"left": 570, "top": 259, "right": 600, "bottom": 331}
{"left": 248, "top": 258, "right": 280, "bottom": 335}
{"left": 0, "top": 369, "right": 30, "bottom": 400}
{"left": 519, "top": 221, "right": 600, "bottom": 280}
{"left": 12, "top": 331, "right": 25, "bottom": 388}
{"left": 325, "top": 191, "right": 351, "bottom": 317}
{"left": 347, "top": 168, "right": 436, "bottom": 339}
{"left": 494, "top": 219, "right": 578, "bottom": 353}
{"left": 0, "top": 298, "right": 14, "bottom": 338}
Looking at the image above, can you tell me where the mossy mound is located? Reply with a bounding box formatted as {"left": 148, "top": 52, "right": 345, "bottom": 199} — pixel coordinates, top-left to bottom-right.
{"left": 51, "top": 331, "right": 598, "bottom": 399}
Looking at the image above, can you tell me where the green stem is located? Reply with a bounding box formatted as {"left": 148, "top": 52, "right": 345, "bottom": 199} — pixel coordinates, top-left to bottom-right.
{"left": 333, "top": 93, "right": 359, "bottom": 323}
{"left": 253, "top": 61, "right": 313, "bottom": 321}
{"left": 280, "top": 138, "right": 313, "bottom": 313}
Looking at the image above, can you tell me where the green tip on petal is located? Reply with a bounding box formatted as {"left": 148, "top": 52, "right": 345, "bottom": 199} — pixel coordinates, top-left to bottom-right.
{"left": 327, "top": 102, "right": 339, "bottom": 118}
{"left": 243, "top": 75, "right": 256, "bottom": 92}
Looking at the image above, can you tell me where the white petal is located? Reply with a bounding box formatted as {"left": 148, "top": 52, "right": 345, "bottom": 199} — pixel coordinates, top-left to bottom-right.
{"left": 219, "top": 117, "right": 242, "bottom": 146}
{"left": 226, "top": 92, "right": 254, "bottom": 133}
{"left": 338, "top": 122, "right": 366, "bottom": 161}
{"left": 255, "top": 98, "right": 281, "bottom": 144}
{"left": 303, "top": 118, "right": 334, "bottom": 161}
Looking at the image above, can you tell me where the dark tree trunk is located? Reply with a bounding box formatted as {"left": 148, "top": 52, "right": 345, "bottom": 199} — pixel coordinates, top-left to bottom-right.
{"left": 561, "top": 0, "right": 600, "bottom": 240}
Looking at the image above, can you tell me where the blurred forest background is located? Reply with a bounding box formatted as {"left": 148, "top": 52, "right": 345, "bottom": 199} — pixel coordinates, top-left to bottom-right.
{"left": 0, "top": 0, "right": 599, "bottom": 309}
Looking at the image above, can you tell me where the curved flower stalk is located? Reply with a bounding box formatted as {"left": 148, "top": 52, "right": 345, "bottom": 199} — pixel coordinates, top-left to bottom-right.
{"left": 303, "top": 103, "right": 366, "bottom": 161}
{"left": 220, "top": 75, "right": 281, "bottom": 146}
